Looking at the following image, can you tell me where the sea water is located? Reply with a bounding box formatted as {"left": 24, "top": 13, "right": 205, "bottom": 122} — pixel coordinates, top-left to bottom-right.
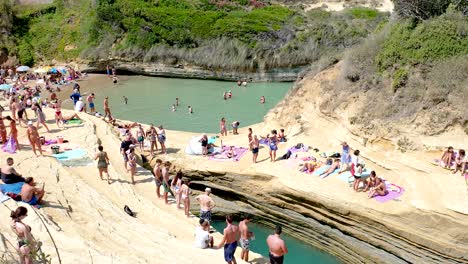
{"left": 89, "top": 76, "right": 291, "bottom": 133}
{"left": 211, "top": 221, "right": 340, "bottom": 264}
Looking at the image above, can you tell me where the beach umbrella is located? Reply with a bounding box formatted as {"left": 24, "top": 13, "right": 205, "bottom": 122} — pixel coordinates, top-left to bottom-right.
{"left": 49, "top": 68, "right": 58, "bottom": 73}
{"left": 16, "top": 66, "right": 30, "bottom": 72}
{"left": 0, "top": 84, "right": 12, "bottom": 91}
{"left": 34, "top": 68, "right": 47, "bottom": 73}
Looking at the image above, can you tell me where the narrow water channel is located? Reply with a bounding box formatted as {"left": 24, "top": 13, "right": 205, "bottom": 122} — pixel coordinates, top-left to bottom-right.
{"left": 211, "top": 221, "right": 340, "bottom": 264}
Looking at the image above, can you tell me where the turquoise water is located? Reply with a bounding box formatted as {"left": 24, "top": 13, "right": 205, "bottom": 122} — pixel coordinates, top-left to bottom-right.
{"left": 211, "top": 221, "right": 340, "bottom": 264}
{"left": 90, "top": 76, "right": 291, "bottom": 133}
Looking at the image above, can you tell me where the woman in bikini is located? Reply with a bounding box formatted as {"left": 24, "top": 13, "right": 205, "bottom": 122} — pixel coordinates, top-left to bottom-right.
{"left": 147, "top": 124, "right": 158, "bottom": 155}
{"left": 180, "top": 179, "right": 191, "bottom": 217}
{"left": 368, "top": 175, "right": 387, "bottom": 198}
{"left": 453, "top": 149, "right": 467, "bottom": 176}
{"left": 52, "top": 99, "right": 64, "bottom": 128}
{"left": 157, "top": 125, "right": 167, "bottom": 154}
{"left": 10, "top": 206, "right": 35, "bottom": 264}
{"left": 363, "top": 171, "right": 377, "bottom": 192}
{"left": 0, "top": 109, "right": 7, "bottom": 144}
{"left": 136, "top": 124, "right": 145, "bottom": 152}
{"left": 32, "top": 103, "right": 49, "bottom": 132}
{"left": 95, "top": 145, "right": 111, "bottom": 184}
{"left": 172, "top": 171, "right": 183, "bottom": 209}
{"left": 268, "top": 130, "right": 278, "bottom": 162}
{"left": 5, "top": 116, "right": 20, "bottom": 151}
{"left": 220, "top": 117, "right": 227, "bottom": 136}
{"left": 127, "top": 148, "right": 137, "bottom": 184}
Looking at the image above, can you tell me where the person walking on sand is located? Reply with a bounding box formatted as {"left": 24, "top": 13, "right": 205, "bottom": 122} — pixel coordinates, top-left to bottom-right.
{"left": 171, "top": 171, "right": 182, "bottom": 209}
{"left": 267, "top": 225, "right": 288, "bottom": 264}
{"left": 94, "top": 145, "right": 110, "bottom": 184}
{"left": 32, "top": 103, "right": 49, "bottom": 132}
{"left": 250, "top": 135, "right": 260, "bottom": 163}
{"left": 239, "top": 215, "right": 254, "bottom": 262}
{"left": 180, "top": 179, "right": 191, "bottom": 217}
{"left": 87, "top": 93, "right": 96, "bottom": 114}
{"left": 157, "top": 125, "right": 167, "bottom": 154}
{"left": 147, "top": 124, "right": 159, "bottom": 155}
{"left": 220, "top": 117, "right": 227, "bottom": 136}
{"left": 52, "top": 99, "right": 64, "bottom": 128}
{"left": 10, "top": 206, "right": 35, "bottom": 264}
{"left": 127, "top": 147, "right": 137, "bottom": 184}
{"left": 196, "top": 188, "right": 216, "bottom": 222}
{"left": 21, "top": 177, "right": 45, "bottom": 206}
{"left": 5, "top": 116, "right": 20, "bottom": 151}
{"left": 162, "top": 161, "right": 174, "bottom": 204}
{"left": 217, "top": 215, "right": 240, "bottom": 264}
{"left": 26, "top": 121, "right": 42, "bottom": 156}
{"left": 103, "top": 96, "right": 113, "bottom": 121}
{"left": 152, "top": 159, "right": 163, "bottom": 199}
{"left": 17, "top": 98, "right": 27, "bottom": 128}
{"left": 136, "top": 124, "right": 145, "bottom": 152}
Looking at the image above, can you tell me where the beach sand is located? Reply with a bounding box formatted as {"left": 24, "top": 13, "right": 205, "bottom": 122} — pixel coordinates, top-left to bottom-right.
{"left": 0, "top": 68, "right": 467, "bottom": 263}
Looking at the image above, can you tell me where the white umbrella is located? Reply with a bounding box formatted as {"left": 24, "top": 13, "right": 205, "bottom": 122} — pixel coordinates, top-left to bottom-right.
{"left": 16, "top": 66, "right": 30, "bottom": 72}
{"left": 34, "top": 68, "right": 47, "bottom": 73}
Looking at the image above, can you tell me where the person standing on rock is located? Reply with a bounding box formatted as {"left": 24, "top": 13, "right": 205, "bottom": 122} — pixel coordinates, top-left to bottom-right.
{"left": 95, "top": 145, "right": 110, "bottom": 184}
{"left": 87, "top": 93, "right": 96, "bottom": 114}
{"left": 152, "top": 159, "right": 163, "bottom": 199}
{"left": 162, "top": 161, "right": 174, "bottom": 204}
{"left": 103, "top": 96, "right": 113, "bottom": 121}
{"left": 249, "top": 135, "right": 260, "bottom": 163}
{"left": 217, "top": 215, "right": 240, "bottom": 264}
{"left": 267, "top": 225, "right": 288, "bottom": 264}
{"left": 196, "top": 187, "right": 216, "bottom": 222}
{"left": 26, "top": 121, "right": 43, "bottom": 156}
{"left": 239, "top": 214, "right": 254, "bottom": 262}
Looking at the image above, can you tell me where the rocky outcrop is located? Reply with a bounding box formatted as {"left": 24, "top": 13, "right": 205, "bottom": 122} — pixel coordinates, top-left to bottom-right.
{"left": 182, "top": 170, "right": 468, "bottom": 264}
{"left": 82, "top": 59, "right": 306, "bottom": 82}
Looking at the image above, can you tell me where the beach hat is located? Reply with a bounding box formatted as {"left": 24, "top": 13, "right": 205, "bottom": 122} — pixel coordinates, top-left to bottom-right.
{"left": 27, "top": 121, "right": 33, "bottom": 126}
{"left": 205, "top": 187, "right": 212, "bottom": 193}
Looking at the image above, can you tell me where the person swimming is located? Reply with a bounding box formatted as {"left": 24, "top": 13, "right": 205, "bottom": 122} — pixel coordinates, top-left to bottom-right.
{"left": 188, "top": 106, "right": 193, "bottom": 114}
{"left": 260, "top": 96, "right": 265, "bottom": 104}
{"left": 228, "top": 90, "right": 232, "bottom": 98}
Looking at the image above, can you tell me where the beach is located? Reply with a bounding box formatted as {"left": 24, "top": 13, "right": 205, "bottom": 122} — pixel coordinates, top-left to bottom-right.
{"left": 0, "top": 70, "right": 467, "bottom": 264}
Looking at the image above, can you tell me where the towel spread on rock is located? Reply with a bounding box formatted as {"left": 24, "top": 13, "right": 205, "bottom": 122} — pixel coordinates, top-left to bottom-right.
{"left": 209, "top": 146, "right": 248, "bottom": 162}
{"left": 53, "top": 148, "right": 87, "bottom": 160}
{"left": 374, "top": 182, "right": 405, "bottom": 203}
{"left": 0, "top": 182, "right": 24, "bottom": 195}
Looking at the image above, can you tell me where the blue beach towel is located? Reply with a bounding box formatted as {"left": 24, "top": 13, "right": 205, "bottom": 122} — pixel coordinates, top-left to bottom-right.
{"left": 0, "top": 182, "right": 24, "bottom": 194}
{"left": 313, "top": 165, "right": 330, "bottom": 176}
{"left": 53, "top": 148, "right": 87, "bottom": 160}
{"left": 336, "top": 169, "right": 372, "bottom": 183}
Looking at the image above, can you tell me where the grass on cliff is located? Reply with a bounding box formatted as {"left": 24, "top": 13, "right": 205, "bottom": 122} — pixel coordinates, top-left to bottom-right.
{"left": 337, "top": 8, "right": 468, "bottom": 135}
{"left": 3, "top": 0, "right": 388, "bottom": 70}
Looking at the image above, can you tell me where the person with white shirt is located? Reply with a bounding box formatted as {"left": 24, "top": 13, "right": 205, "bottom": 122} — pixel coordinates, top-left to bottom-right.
{"left": 195, "top": 219, "right": 214, "bottom": 249}
{"left": 74, "top": 97, "right": 86, "bottom": 113}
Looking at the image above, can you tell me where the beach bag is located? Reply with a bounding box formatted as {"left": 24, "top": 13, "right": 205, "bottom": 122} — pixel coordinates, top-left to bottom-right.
{"left": 295, "top": 143, "right": 304, "bottom": 149}
{"left": 281, "top": 150, "right": 292, "bottom": 160}
{"left": 2, "top": 136, "right": 16, "bottom": 154}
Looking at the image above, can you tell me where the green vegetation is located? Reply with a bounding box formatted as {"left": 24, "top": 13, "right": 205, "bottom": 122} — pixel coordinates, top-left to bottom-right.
{"left": 0, "top": 0, "right": 388, "bottom": 70}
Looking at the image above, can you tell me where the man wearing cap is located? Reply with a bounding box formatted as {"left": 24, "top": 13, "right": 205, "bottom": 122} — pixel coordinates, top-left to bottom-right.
{"left": 196, "top": 188, "right": 216, "bottom": 222}
{"left": 70, "top": 89, "right": 81, "bottom": 105}
{"left": 26, "top": 121, "right": 43, "bottom": 156}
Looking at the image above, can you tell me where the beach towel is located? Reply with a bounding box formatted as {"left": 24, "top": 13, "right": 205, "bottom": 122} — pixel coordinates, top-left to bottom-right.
{"left": 43, "top": 143, "right": 81, "bottom": 154}
{"left": 336, "top": 169, "right": 372, "bottom": 184}
{"left": 288, "top": 145, "right": 309, "bottom": 154}
{"left": 53, "top": 148, "right": 87, "bottom": 160}
{"left": 0, "top": 182, "right": 24, "bottom": 195}
{"left": 209, "top": 146, "right": 248, "bottom": 162}
{"left": 63, "top": 118, "right": 82, "bottom": 125}
{"left": 2, "top": 136, "right": 16, "bottom": 154}
{"left": 0, "top": 192, "right": 10, "bottom": 203}
{"left": 312, "top": 165, "right": 330, "bottom": 176}
{"left": 374, "top": 182, "right": 405, "bottom": 203}
{"left": 259, "top": 138, "right": 268, "bottom": 145}
{"left": 320, "top": 152, "right": 340, "bottom": 158}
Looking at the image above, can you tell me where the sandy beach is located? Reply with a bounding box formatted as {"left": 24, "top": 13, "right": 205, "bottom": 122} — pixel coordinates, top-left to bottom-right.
{"left": 0, "top": 68, "right": 467, "bottom": 263}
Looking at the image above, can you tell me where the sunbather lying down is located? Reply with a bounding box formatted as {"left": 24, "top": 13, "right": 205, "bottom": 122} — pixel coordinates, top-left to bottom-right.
{"left": 212, "top": 146, "right": 236, "bottom": 159}
{"left": 63, "top": 113, "right": 82, "bottom": 121}
{"left": 299, "top": 161, "right": 317, "bottom": 173}
{"left": 319, "top": 159, "right": 341, "bottom": 178}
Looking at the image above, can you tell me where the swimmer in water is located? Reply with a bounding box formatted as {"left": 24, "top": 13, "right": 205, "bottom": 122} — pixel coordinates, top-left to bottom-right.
{"left": 172, "top": 104, "right": 176, "bottom": 112}
{"left": 123, "top": 96, "right": 128, "bottom": 105}
{"left": 223, "top": 92, "right": 227, "bottom": 100}
{"left": 260, "top": 96, "right": 265, "bottom": 104}
{"left": 176, "top": 97, "right": 179, "bottom": 106}
{"left": 188, "top": 106, "right": 193, "bottom": 114}
{"left": 112, "top": 76, "right": 118, "bottom": 84}
{"left": 228, "top": 90, "right": 232, "bottom": 98}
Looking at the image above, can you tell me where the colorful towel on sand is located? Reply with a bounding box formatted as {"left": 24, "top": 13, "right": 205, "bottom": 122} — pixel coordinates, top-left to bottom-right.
{"left": 2, "top": 136, "right": 16, "bottom": 154}
{"left": 208, "top": 146, "right": 248, "bottom": 162}
{"left": 374, "top": 182, "right": 405, "bottom": 203}
{"left": 336, "top": 169, "right": 372, "bottom": 183}
{"left": 288, "top": 145, "right": 309, "bottom": 154}
{"left": 431, "top": 158, "right": 467, "bottom": 170}
{"left": 0, "top": 182, "right": 24, "bottom": 195}
{"left": 43, "top": 143, "right": 81, "bottom": 154}
{"left": 53, "top": 148, "right": 87, "bottom": 160}
{"left": 64, "top": 118, "right": 82, "bottom": 125}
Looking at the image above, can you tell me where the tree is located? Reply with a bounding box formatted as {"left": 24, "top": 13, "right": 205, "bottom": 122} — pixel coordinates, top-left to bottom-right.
{"left": 393, "top": 0, "right": 451, "bottom": 20}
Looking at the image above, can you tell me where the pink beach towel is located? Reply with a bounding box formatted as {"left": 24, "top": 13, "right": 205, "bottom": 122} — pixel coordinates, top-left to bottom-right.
{"left": 373, "top": 183, "right": 405, "bottom": 203}
{"left": 209, "top": 146, "right": 248, "bottom": 162}
{"left": 2, "top": 137, "right": 16, "bottom": 154}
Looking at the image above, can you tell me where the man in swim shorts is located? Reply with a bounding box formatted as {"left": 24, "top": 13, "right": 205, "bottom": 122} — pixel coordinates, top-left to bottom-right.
{"left": 239, "top": 214, "right": 254, "bottom": 262}
{"left": 152, "top": 159, "right": 163, "bottom": 199}
{"left": 217, "top": 215, "right": 240, "bottom": 264}
{"left": 21, "top": 177, "right": 45, "bottom": 206}
{"left": 249, "top": 135, "right": 260, "bottom": 163}
{"left": 162, "top": 161, "right": 174, "bottom": 204}
{"left": 87, "top": 93, "right": 95, "bottom": 114}
{"left": 266, "top": 225, "right": 288, "bottom": 264}
{"left": 196, "top": 188, "right": 216, "bottom": 222}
